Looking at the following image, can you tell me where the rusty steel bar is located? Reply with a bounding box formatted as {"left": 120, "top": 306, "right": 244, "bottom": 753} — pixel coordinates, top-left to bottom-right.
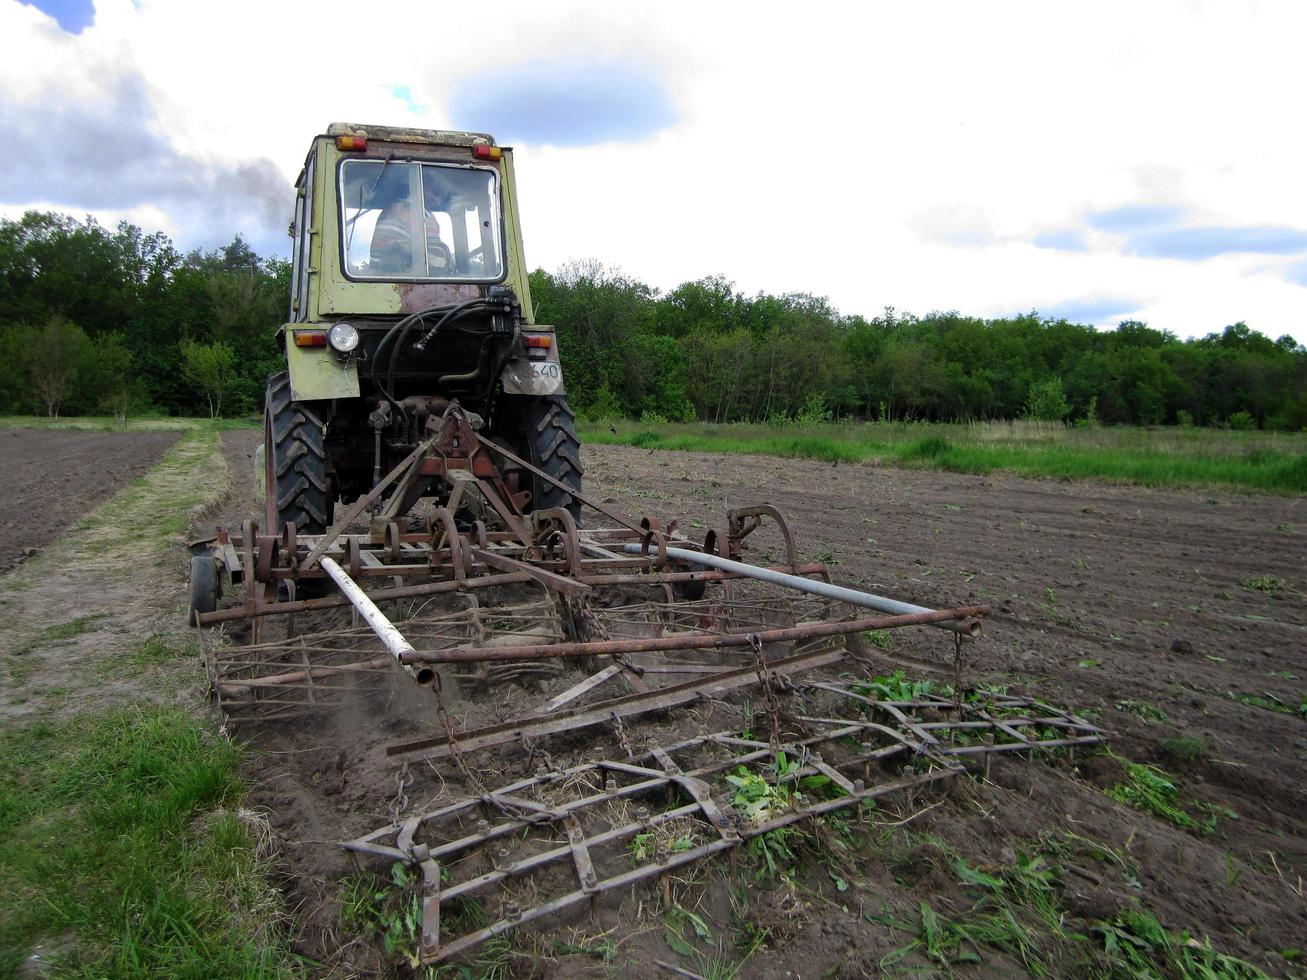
{"left": 301, "top": 432, "right": 442, "bottom": 571}
{"left": 402, "top": 605, "right": 990, "bottom": 665}
{"left": 195, "top": 561, "right": 831, "bottom": 627}
{"left": 386, "top": 645, "right": 847, "bottom": 762}
{"left": 622, "top": 543, "right": 977, "bottom": 634}
{"left": 319, "top": 556, "right": 438, "bottom": 687}
{"left": 194, "top": 571, "right": 533, "bottom": 625}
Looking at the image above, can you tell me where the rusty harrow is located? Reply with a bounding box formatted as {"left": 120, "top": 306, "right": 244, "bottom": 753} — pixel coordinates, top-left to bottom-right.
{"left": 192, "top": 405, "right": 991, "bottom": 722}
{"left": 342, "top": 683, "right": 1104, "bottom": 965}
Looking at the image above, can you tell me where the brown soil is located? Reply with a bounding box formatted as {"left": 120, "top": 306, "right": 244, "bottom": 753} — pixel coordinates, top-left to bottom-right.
{"left": 209, "top": 431, "right": 1307, "bottom": 977}
{"left": 0, "top": 428, "right": 179, "bottom": 571}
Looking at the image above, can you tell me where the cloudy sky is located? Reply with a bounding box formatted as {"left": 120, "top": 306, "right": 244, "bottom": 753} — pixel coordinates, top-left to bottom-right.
{"left": 2, "top": 0, "right": 1305, "bottom": 341}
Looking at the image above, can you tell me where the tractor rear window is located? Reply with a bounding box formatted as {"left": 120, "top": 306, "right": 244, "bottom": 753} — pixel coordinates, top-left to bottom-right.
{"left": 339, "top": 161, "right": 505, "bottom": 281}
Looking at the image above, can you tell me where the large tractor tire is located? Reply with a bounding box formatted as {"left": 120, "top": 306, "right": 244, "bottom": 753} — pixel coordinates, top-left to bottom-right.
{"left": 264, "top": 372, "right": 330, "bottom": 535}
{"left": 520, "top": 395, "right": 583, "bottom": 524}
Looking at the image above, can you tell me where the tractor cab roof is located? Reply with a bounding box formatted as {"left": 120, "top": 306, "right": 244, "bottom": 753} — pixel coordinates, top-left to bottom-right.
{"left": 325, "top": 122, "right": 497, "bottom": 148}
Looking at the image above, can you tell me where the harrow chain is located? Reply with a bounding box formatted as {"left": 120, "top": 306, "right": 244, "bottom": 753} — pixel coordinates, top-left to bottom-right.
{"left": 390, "top": 761, "right": 412, "bottom": 825}
{"left": 749, "top": 632, "right": 783, "bottom": 759}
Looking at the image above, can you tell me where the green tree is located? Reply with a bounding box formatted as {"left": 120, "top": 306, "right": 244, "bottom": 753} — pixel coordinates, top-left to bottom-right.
{"left": 180, "top": 338, "right": 237, "bottom": 418}
{"left": 28, "top": 316, "right": 91, "bottom": 418}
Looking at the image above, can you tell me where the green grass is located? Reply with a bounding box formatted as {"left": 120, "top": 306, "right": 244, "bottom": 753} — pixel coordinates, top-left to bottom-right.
{"left": 11, "top": 614, "right": 108, "bottom": 657}
{"left": 580, "top": 419, "right": 1307, "bottom": 494}
{"left": 0, "top": 414, "right": 259, "bottom": 433}
{"left": 0, "top": 705, "right": 292, "bottom": 976}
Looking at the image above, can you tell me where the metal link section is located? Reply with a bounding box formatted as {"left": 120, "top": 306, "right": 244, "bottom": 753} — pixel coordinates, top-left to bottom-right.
{"left": 341, "top": 687, "right": 1105, "bottom": 966}
{"left": 200, "top": 592, "right": 563, "bottom": 722}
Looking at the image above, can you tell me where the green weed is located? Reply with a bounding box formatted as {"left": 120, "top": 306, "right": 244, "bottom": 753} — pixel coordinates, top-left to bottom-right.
{"left": 1159, "top": 736, "right": 1206, "bottom": 763}
{"left": 1105, "top": 755, "right": 1200, "bottom": 830}
{"left": 860, "top": 628, "right": 894, "bottom": 650}
{"left": 1098, "top": 909, "right": 1270, "bottom": 979}
{"left": 1240, "top": 575, "right": 1298, "bottom": 595}
{"left": 1115, "top": 699, "right": 1166, "bottom": 722}
{"left": 855, "top": 669, "right": 935, "bottom": 701}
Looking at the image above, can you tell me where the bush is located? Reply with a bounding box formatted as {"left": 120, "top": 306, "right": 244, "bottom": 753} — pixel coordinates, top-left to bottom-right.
{"left": 1228, "top": 411, "right": 1255, "bottom": 431}
{"left": 793, "top": 393, "right": 833, "bottom": 425}
{"left": 1175, "top": 409, "right": 1194, "bottom": 428}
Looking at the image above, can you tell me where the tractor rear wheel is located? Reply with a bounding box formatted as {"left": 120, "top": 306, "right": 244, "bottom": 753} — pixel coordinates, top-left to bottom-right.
{"left": 517, "top": 395, "right": 582, "bottom": 524}
{"left": 264, "top": 372, "right": 331, "bottom": 535}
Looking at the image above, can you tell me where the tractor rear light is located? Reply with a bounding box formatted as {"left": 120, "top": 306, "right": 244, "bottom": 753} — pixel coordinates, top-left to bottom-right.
{"left": 472, "top": 144, "right": 502, "bottom": 161}
{"left": 335, "top": 135, "right": 368, "bottom": 151}
{"left": 294, "top": 330, "right": 328, "bottom": 347}
{"left": 522, "top": 335, "right": 552, "bottom": 348}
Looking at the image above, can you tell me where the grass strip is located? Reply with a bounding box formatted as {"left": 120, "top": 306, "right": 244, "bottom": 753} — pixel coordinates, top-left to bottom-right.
{"left": 580, "top": 423, "right": 1307, "bottom": 494}
{"left": 0, "top": 415, "right": 259, "bottom": 433}
{"left": 0, "top": 705, "right": 291, "bottom": 977}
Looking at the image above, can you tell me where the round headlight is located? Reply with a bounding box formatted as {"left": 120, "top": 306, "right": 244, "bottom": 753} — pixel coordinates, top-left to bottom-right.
{"left": 328, "top": 322, "right": 360, "bottom": 354}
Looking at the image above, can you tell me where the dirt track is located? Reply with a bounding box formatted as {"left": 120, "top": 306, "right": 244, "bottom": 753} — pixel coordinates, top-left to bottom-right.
{"left": 0, "top": 428, "right": 179, "bottom": 571}
{"left": 208, "top": 431, "right": 1307, "bottom": 976}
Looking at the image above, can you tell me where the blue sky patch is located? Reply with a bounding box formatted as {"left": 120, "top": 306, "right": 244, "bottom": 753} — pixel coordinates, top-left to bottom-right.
{"left": 390, "top": 85, "right": 428, "bottom": 114}
{"left": 1041, "top": 295, "right": 1141, "bottom": 325}
{"left": 448, "top": 60, "right": 676, "bottom": 146}
{"left": 1128, "top": 226, "right": 1307, "bottom": 260}
{"left": 1032, "top": 228, "right": 1087, "bottom": 252}
{"left": 1285, "top": 258, "right": 1307, "bottom": 289}
{"left": 21, "top": 0, "right": 94, "bottom": 33}
{"left": 1087, "top": 204, "right": 1186, "bottom": 232}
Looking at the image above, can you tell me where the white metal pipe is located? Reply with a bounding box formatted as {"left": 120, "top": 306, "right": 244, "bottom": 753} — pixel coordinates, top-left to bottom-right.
{"left": 621, "top": 544, "right": 976, "bottom": 635}
{"left": 319, "top": 556, "right": 437, "bottom": 685}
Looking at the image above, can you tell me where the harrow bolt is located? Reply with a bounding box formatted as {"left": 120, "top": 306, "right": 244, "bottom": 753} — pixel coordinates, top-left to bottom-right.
{"left": 604, "top": 776, "right": 617, "bottom": 792}
{"left": 853, "top": 778, "right": 865, "bottom": 793}
{"left": 636, "top": 806, "right": 650, "bottom": 822}
{"left": 504, "top": 901, "right": 521, "bottom": 920}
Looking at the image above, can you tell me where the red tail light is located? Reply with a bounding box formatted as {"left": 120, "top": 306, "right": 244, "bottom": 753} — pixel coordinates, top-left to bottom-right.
{"left": 294, "top": 330, "right": 328, "bottom": 347}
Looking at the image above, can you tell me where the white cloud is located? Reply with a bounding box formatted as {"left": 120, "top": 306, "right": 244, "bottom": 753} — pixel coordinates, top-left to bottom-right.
{"left": 2, "top": 0, "right": 1305, "bottom": 340}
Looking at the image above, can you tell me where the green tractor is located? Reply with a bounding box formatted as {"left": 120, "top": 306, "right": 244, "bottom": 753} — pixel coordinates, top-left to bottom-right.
{"left": 268, "top": 122, "right": 581, "bottom": 536}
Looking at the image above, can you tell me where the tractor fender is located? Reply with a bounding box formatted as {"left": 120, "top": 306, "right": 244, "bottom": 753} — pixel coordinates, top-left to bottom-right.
{"left": 500, "top": 342, "right": 565, "bottom": 396}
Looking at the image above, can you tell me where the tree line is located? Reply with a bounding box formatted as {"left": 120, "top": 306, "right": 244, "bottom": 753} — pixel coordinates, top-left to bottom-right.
{"left": 534, "top": 261, "right": 1307, "bottom": 430}
{"left": 0, "top": 212, "right": 286, "bottom": 419}
{"left": 1, "top": 212, "right": 1303, "bottom": 429}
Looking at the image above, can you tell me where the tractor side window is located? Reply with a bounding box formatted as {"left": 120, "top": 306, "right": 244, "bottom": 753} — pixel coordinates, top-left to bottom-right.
{"left": 340, "top": 160, "right": 504, "bottom": 282}
{"left": 290, "top": 154, "right": 314, "bottom": 321}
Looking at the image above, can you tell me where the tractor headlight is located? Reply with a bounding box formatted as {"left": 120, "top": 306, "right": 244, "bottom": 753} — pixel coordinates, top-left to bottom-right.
{"left": 327, "top": 322, "right": 360, "bottom": 354}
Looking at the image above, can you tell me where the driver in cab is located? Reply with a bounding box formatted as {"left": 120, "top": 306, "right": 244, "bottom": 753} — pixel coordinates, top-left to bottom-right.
{"left": 369, "top": 185, "right": 453, "bottom": 276}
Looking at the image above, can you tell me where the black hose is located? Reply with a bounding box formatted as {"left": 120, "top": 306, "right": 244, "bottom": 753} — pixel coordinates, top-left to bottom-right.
{"left": 385, "top": 299, "right": 494, "bottom": 398}
{"left": 369, "top": 304, "right": 455, "bottom": 416}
